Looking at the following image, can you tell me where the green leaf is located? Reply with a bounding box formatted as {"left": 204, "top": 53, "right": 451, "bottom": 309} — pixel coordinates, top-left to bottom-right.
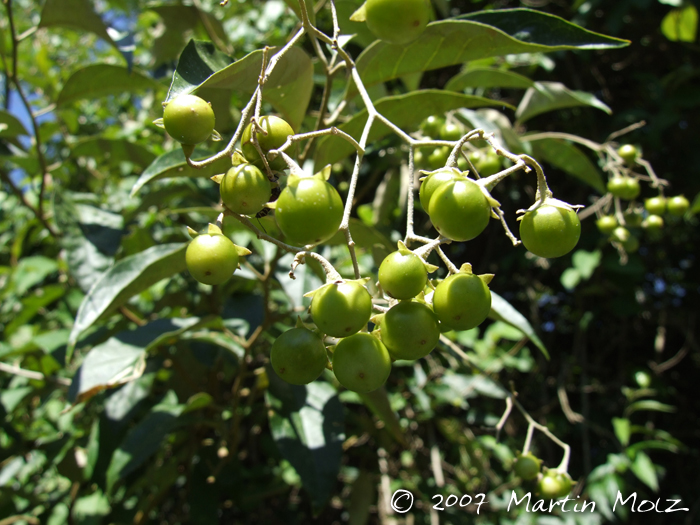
{"left": 560, "top": 268, "right": 581, "bottom": 291}
{"left": 335, "top": 0, "right": 376, "bottom": 48}
{"left": 0, "top": 110, "right": 29, "bottom": 138}
{"left": 266, "top": 370, "right": 345, "bottom": 514}
{"left": 489, "top": 291, "right": 549, "bottom": 359}
{"left": 661, "top": 5, "right": 698, "bottom": 42}
{"left": 67, "top": 243, "right": 188, "bottom": 352}
{"left": 314, "top": 90, "right": 507, "bottom": 168}
{"left": 357, "top": 387, "right": 406, "bottom": 445}
{"left": 130, "top": 148, "right": 232, "bottom": 197}
{"left": 572, "top": 249, "right": 602, "bottom": 279}
{"left": 354, "top": 13, "right": 629, "bottom": 92}
{"left": 625, "top": 400, "right": 676, "bottom": 417}
{"left": 39, "top": 0, "right": 117, "bottom": 51}
{"left": 72, "top": 138, "right": 156, "bottom": 169}
{"left": 4, "top": 284, "right": 65, "bottom": 337}
{"left": 182, "top": 392, "right": 214, "bottom": 414}
{"left": 106, "top": 391, "right": 184, "bottom": 492}
{"left": 72, "top": 489, "right": 111, "bottom": 522}
{"left": 348, "top": 471, "right": 375, "bottom": 525}
{"left": 283, "top": 0, "right": 316, "bottom": 25}
{"left": 626, "top": 440, "right": 681, "bottom": 455}
{"left": 9, "top": 256, "right": 59, "bottom": 297}
{"left": 526, "top": 136, "right": 606, "bottom": 192}
{"left": 445, "top": 67, "right": 536, "bottom": 92}
{"left": 56, "top": 65, "right": 163, "bottom": 107}
{"left": 612, "top": 417, "right": 631, "bottom": 446}
{"left": 167, "top": 40, "right": 314, "bottom": 131}
{"left": 690, "top": 191, "right": 700, "bottom": 216}
{"left": 630, "top": 451, "right": 659, "bottom": 492}
{"left": 516, "top": 81, "right": 611, "bottom": 123}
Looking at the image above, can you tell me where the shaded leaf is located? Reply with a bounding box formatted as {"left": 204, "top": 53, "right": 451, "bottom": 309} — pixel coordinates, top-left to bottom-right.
{"left": 357, "top": 387, "right": 406, "bottom": 445}
{"left": 167, "top": 40, "right": 313, "bottom": 131}
{"left": 266, "top": 370, "right": 345, "bottom": 513}
{"left": 0, "top": 110, "right": 29, "bottom": 138}
{"left": 489, "top": 291, "right": 548, "bottom": 359}
{"left": 72, "top": 138, "right": 156, "bottom": 169}
{"left": 9, "top": 256, "right": 59, "bottom": 297}
{"left": 354, "top": 13, "right": 628, "bottom": 93}
{"left": 68, "top": 244, "right": 188, "bottom": 351}
{"left": 314, "top": 90, "right": 507, "bottom": 168}
{"left": 183, "top": 392, "right": 214, "bottom": 413}
{"left": 106, "top": 391, "right": 184, "bottom": 492}
{"left": 516, "top": 81, "right": 611, "bottom": 123}
{"left": 445, "top": 67, "right": 535, "bottom": 92}
{"left": 283, "top": 0, "right": 316, "bottom": 24}
{"left": 526, "top": 135, "right": 606, "bottom": 192}
{"left": 39, "top": 0, "right": 117, "bottom": 51}
{"left": 625, "top": 400, "right": 676, "bottom": 417}
{"left": 130, "top": 148, "right": 231, "bottom": 197}
{"left": 57, "top": 65, "right": 163, "bottom": 107}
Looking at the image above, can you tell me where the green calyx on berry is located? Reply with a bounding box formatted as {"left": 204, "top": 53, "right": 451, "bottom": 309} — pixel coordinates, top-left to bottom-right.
{"left": 274, "top": 171, "right": 344, "bottom": 246}
{"left": 307, "top": 280, "right": 373, "bottom": 338}
{"left": 241, "top": 115, "right": 294, "bottom": 171}
{"left": 161, "top": 94, "right": 216, "bottom": 146}
{"left": 378, "top": 241, "right": 437, "bottom": 300}
{"left": 513, "top": 452, "right": 542, "bottom": 481}
{"left": 332, "top": 332, "right": 392, "bottom": 393}
{"left": 432, "top": 263, "right": 493, "bottom": 331}
{"left": 219, "top": 163, "right": 272, "bottom": 216}
{"left": 518, "top": 198, "right": 581, "bottom": 259}
{"left": 185, "top": 224, "right": 251, "bottom": 286}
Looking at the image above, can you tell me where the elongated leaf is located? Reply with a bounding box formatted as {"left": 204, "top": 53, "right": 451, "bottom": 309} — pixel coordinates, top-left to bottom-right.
{"left": 106, "top": 391, "right": 184, "bottom": 492}
{"left": 516, "top": 81, "right": 611, "bottom": 123}
{"left": 357, "top": 387, "right": 406, "bottom": 445}
{"left": 314, "top": 90, "right": 507, "bottom": 168}
{"left": 489, "top": 291, "right": 548, "bottom": 359}
{"left": 68, "top": 243, "right": 188, "bottom": 351}
{"left": 57, "top": 65, "right": 163, "bottom": 107}
{"left": 630, "top": 451, "right": 659, "bottom": 492}
{"left": 612, "top": 417, "right": 631, "bottom": 446}
{"left": 0, "top": 110, "right": 29, "bottom": 138}
{"left": 354, "top": 13, "right": 629, "bottom": 93}
{"left": 526, "top": 136, "right": 606, "bottom": 193}
{"left": 625, "top": 400, "right": 676, "bottom": 417}
{"left": 70, "top": 318, "right": 205, "bottom": 404}
{"left": 445, "top": 68, "right": 535, "bottom": 92}
{"left": 167, "top": 40, "right": 314, "bottom": 131}
{"left": 130, "top": 148, "right": 232, "bottom": 197}
{"left": 72, "top": 138, "right": 156, "bottom": 169}
{"left": 266, "top": 370, "right": 345, "bottom": 513}
{"left": 39, "top": 0, "right": 117, "bottom": 51}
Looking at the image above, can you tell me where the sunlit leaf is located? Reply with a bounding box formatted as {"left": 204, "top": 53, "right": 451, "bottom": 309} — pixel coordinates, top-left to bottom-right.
{"left": 39, "top": 0, "right": 118, "bottom": 51}
{"left": 489, "top": 291, "right": 548, "bottom": 359}
{"left": 445, "top": 67, "right": 535, "bottom": 92}
{"left": 57, "top": 65, "right": 163, "bottom": 107}
{"left": 661, "top": 5, "right": 698, "bottom": 42}
{"left": 516, "top": 81, "right": 611, "bottom": 123}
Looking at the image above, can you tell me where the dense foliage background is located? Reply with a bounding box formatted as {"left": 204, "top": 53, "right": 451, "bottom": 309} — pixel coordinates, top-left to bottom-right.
{"left": 1, "top": 0, "right": 698, "bottom": 524}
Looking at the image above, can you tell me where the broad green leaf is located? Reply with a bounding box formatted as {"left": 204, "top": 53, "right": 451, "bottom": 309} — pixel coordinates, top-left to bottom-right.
{"left": 106, "top": 391, "right": 184, "bottom": 492}
{"left": 4, "top": 284, "right": 65, "bottom": 337}
{"left": 357, "top": 387, "right": 406, "bottom": 445}
{"left": 314, "top": 90, "right": 507, "bottom": 168}
{"left": 630, "top": 451, "right": 659, "bottom": 492}
{"left": 0, "top": 110, "right": 29, "bottom": 138}
{"left": 354, "top": 13, "right": 629, "bottom": 93}
{"left": 572, "top": 249, "right": 602, "bottom": 279}
{"left": 489, "top": 291, "right": 548, "bottom": 359}
{"left": 68, "top": 243, "right": 188, "bottom": 351}
{"left": 9, "top": 256, "right": 59, "bottom": 297}
{"left": 182, "top": 392, "right": 214, "bottom": 414}
{"left": 130, "top": 148, "right": 232, "bottom": 197}
{"left": 56, "top": 65, "right": 163, "bottom": 107}
{"left": 624, "top": 400, "right": 676, "bottom": 417}
{"left": 445, "top": 67, "right": 535, "bottom": 92}
{"left": 72, "top": 489, "right": 111, "bottom": 522}
{"left": 612, "top": 417, "right": 631, "bottom": 446}
{"left": 560, "top": 268, "right": 581, "bottom": 291}
{"left": 283, "top": 0, "right": 316, "bottom": 24}
{"left": 39, "top": 0, "right": 117, "bottom": 51}
{"left": 661, "top": 5, "right": 698, "bottom": 42}
{"left": 266, "top": 371, "right": 344, "bottom": 513}
{"left": 516, "top": 81, "right": 611, "bottom": 123}
{"left": 72, "top": 138, "right": 156, "bottom": 169}
{"left": 167, "top": 40, "right": 314, "bottom": 131}
{"left": 526, "top": 135, "right": 606, "bottom": 192}
{"left": 348, "top": 471, "right": 375, "bottom": 525}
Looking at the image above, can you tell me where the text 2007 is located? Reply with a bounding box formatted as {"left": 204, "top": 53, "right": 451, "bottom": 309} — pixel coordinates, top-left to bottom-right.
{"left": 432, "top": 493, "right": 488, "bottom": 514}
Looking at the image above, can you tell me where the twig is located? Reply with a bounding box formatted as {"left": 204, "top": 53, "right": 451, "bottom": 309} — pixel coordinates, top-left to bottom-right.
{"left": 0, "top": 361, "right": 71, "bottom": 386}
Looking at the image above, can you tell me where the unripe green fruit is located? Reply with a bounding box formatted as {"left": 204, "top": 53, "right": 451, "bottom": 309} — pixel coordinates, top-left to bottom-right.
{"left": 275, "top": 175, "right": 344, "bottom": 245}
{"left": 607, "top": 176, "right": 640, "bottom": 200}
{"left": 433, "top": 272, "right": 491, "bottom": 331}
{"left": 163, "top": 94, "right": 215, "bottom": 145}
{"left": 332, "top": 333, "right": 392, "bottom": 393}
{"left": 365, "top": 0, "right": 431, "bottom": 45}
{"left": 381, "top": 301, "right": 440, "bottom": 360}
{"left": 420, "top": 115, "right": 444, "bottom": 137}
{"left": 537, "top": 471, "right": 573, "bottom": 499}
{"left": 596, "top": 215, "right": 618, "bottom": 235}
{"left": 186, "top": 233, "right": 239, "bottom": 285}
{"left": 427, "top": 146, "right": 450, "bottom": 170}
{"left": 241, "top": 116, "right": 294, "bottom": 171}
{"left": 220, "top": 164, "right": 272, "bottom": 215}
{"left": 419, "top": 169, "right": 460, "bottom": 211}
{"left": 440, "top": 122, "right": 462, "bottom": 141}
{"left": 270, "top": 328, "right": 328, "bottom": 385}
{"left": 642, "top": 214, "right": 664, "bottom": 232}
{"left": 621, "top": 235, "right": 639, "bottom": 253}
{"left": 611, "top": 226, "right": 631, "bottom": 243}
{"left": 519, "top": 203, "right": 581, "bottom": 259}
{"left": 624, "top": 209, "right": 643, "bottom": 228}
{"left": 428, "top": 178, "right": 491, "bottom": 242}
{"left": 644, "top": 196, "right": 666, "bottom": 216}
{"left": 378, "top": 250, "right": 428, "bottom": 300}
{"left": 667, "top": 195, "right": 690, "bottom": 216}
{"left": 475, "top": 151, "right": 501, "bottom": 176}
{"left": 617, "top": 144, "right": 638, "bottom": 164}
{"left": 310, "top": 281, "right": 373, "bottom": 337}
{"left": 513, "top": 452, "right": 542, "bottom": 481}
